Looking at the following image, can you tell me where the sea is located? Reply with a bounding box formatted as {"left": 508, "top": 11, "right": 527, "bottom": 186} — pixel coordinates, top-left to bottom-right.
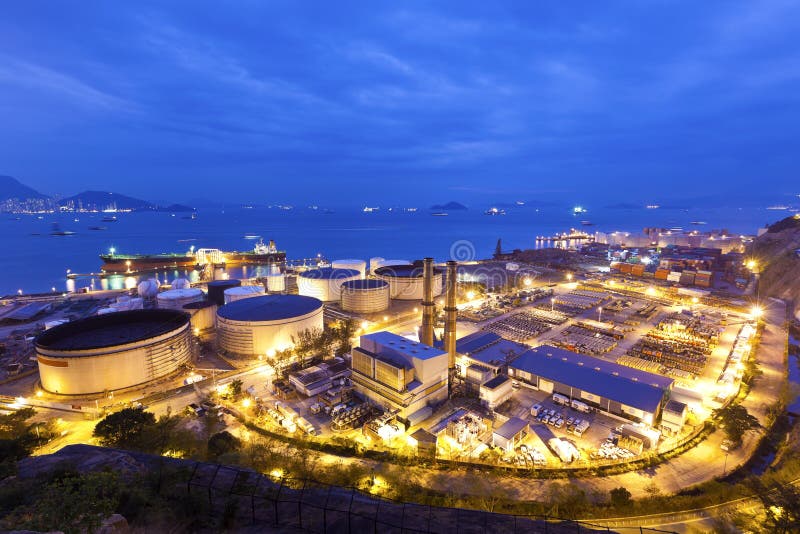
{"left": 0, "top": 204, "right": 784, "bottom": 296}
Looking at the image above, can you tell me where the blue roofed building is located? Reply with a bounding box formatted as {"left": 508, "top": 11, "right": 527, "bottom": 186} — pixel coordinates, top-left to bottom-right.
{"left": 454, "top": 331, "right": 528, "bottom": 378}
{"left": 509, "top": 345, "right": 673, "bottom": 425}
{"left": 351, "top": 331, "right": 449, "bottom": 417}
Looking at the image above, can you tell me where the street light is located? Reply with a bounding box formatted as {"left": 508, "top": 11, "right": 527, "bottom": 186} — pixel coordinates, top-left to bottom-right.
{"left": 598, "top": 306, "right": 603, "bottom": 322}
{"left": 551, "top": 297, "right": 555, "bottom": 312}
{"left": 566, "top": 273, "right": 573, "bottom": 282}
{"left": 751, "top": 305, "right": 764, "bottom": 319}
{"left": 524, "top": 277, "right": 532, "bottom": 287}
{"left": 466, "top": 291, "right": 475, "bottom": 300}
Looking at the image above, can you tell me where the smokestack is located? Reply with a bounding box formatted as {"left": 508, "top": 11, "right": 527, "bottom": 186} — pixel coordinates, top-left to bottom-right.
{"left": 420, "top": 257, "right": 435, "bottom": 346}
{"left": 444, "top": 260, "right": 458, "bottom": 368}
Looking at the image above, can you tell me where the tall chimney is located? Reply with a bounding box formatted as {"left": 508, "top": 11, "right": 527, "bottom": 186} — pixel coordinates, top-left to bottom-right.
{"left": 444, "top": 260, "right": 458, "bottom": 368}
{"left": 420, "top": 257, "right": 435, "bottom": 346}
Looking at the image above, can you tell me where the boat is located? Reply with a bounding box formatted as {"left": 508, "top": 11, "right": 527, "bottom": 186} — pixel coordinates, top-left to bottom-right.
{"left": 580, "top": 220, "right": 594, "bottom": 226}
{"left": 50, "top": 223, "right": 76, "bottom": 236}
{"left": 767, "top": 205, "right": 790, "bottom": 210}
{"left": 572, "top": 206, "right": 587, "bottom": 215}
{"left": 430, "top": 212, "right": 449, "bottom": 217}
{"left": 102, "top": 215, "right": 117, "bottom": 222}
{"left": 243, "top": 233, "right": 261, "bottom": 239}
{"left": 690, "top": 221, "right": 707, "bottom": 225}
{"left": 646, "top": 204, "right": 660, "bottom": 209}
{"left": 363, "top": 206, "right": 380, "bottom": 213}
{"left": 181, "top": 212, "right": 197, "bottom": 220}
{"left": 224, "top": 239, "right": 286, "bottom": 264}
{"left": 485, "top": 207, "right": 506, "bottom": 215}
{"left": 89, "top": 226, "right": 108, "bottom": 231}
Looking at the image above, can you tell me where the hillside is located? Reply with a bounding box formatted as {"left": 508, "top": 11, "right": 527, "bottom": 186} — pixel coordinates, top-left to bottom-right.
{"left": 749, "top": 215, "right": 800, "bottom": 313}
{"left": 59, "top": 191, "right": 193, "bottom": 212}
{"left": 430, "top": 201, "right": 467, "bottom": 211}
{"left": 0, "top": 175, "right": 47, "bottom": 200}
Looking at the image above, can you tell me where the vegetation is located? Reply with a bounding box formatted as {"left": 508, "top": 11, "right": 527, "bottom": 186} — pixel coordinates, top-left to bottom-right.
{"left": 0, "top": 408, "right": 56, "bottom": 476}
{"left": 93, "top": 407, "right": 156, "bottom": 449}
{"left": 713, "top": 404, "right": 761, "bottom": 447}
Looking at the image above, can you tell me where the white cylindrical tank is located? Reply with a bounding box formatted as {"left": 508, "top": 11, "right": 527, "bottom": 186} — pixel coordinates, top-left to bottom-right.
{"left": 369, "top": 257, "right": 386, "bottom": 274}
{"left": 332, "top": 259, "right": 367, "bottom": 278}
{"left": 266, "top": 273, "right": 286, "bottom": 292}
{"left": 137, "top": 279, "right": 160, "bottom": 299}
{"left": 156, "top": 288, "right": 204, "bottom": 310}
{"left": 374, "top": 264, "right": 443, "bottom": 300}
{"left": 224, "top": 285, "right": 266, "bottom": 304}
{"left": 270, "top": 264, "right": 281, "bottom": 275}
{"left": 297, "top": 268, "right": 361, "bottom": 302}
{"left": 171, "top": 278, "right": 191, "bottom": 289}
{"left": 36, "top": 310, "right": 193, "bottom": 395}
{"left": 183, "top": 301, "right": 217, "bottom": 332}
{"left": 341, "top": 279, "right": 390, "bottom": 313}
{"left": 216, "top": 295, "right": 324, "bottom": 356}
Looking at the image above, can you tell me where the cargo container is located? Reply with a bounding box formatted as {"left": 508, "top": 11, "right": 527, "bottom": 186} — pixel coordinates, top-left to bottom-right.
{"left": 610, "top": 262, "right": 622, "bottom": 271}
{"left": 667, "top": 272, "right": 682, "bottom": 282}
{"left": 679, "top": 272, "right": 696, "bottom": 285}
{"left": 619, "top": 263, "right": 633, "bottom": 274}
{"left": 631, "top": 264, "right": 645, "bottom": 276}
{"left": 553, "top": 393, "right": 570, "bottom": 406}
{"left": 655, "top": 269, "right": 670, "bottom": 280}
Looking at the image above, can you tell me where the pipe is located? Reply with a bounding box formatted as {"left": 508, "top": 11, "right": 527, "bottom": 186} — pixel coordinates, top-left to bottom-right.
{"left": 444, "top": 260, "right": 458, "bottom": 368}
{"left": 420, "top": 257, "right": 435, "bottom": 346}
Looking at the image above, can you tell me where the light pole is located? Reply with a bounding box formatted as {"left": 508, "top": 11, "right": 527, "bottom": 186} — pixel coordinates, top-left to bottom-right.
{"left": 598, "top": 306, "right": 603, "bottom": 322}
{"left": 551, "top": 297, "right": 555, "bottom": 312}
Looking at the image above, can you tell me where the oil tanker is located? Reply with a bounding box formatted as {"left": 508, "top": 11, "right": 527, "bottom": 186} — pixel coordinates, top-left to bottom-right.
{"left": 100, "top": 239, "right": 286, "bottom": 273}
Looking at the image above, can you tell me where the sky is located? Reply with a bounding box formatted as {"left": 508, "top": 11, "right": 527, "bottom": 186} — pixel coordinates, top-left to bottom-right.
{"left": 1, "top": 1, "right": 799, "bottom": 207}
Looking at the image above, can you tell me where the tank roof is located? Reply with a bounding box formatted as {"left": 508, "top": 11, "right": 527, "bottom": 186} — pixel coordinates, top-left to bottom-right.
{"left": 207, "top": 279, "right": 242, "bottom": 288}
{"left": 183, "top": 300, "right": 215, "bottom": 310}
{"left": 298, "top": 267, "right": 360, "bottom": 280}
{"left": 36, "top": 309, "right": 190, "bottom": 352}
{"left": 217, "top": 294, "right": 323, "bottom": 322}
{"left": 341, "top": 279, "right": 389, "bottom": 290}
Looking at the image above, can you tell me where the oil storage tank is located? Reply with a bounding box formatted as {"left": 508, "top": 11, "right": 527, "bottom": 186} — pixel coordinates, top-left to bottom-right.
{"left": 216, "top": 295, "right": 324, "bottom": 357}
{"left": 183, "top": 300, "right": 217, "bottom": 332}
{"left": 297, "top": 267, "right": 360, "bottom": 302}
{"left": 341, "top": 279, "right": 390, "bottom": 313}
{"left": 35, "top": 309, "right": 193, "bottom": 395}
{"left": 374, "top": 264, "right": 443, "bottom": 300}
{"left": 266, "top": 273, "right": 286, "bottom": 292}
{"left": 224, "top": 285, "right": 265, "bottom": 304}
{"left": 207, "top": 279, "right": 241, "bottom": 306}
{"left": 332, "top": 259, "right": 367, "bottom": 278}
{"left": 156, "top": 288, "right": 204, "bottom": 310}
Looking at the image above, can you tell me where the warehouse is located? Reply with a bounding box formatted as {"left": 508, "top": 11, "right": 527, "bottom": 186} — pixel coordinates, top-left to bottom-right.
{"left": 340, "top": 279, "right": 390, "bottom": 313}
{"left": 509, "top": 345, "right": 672, "bottom": 425}
{"left": 454, "top": 331, "right": 528, "bottom": 377}
{"left": 35, "top": 309, "right": 193, "bottom": 395}
{"left": 216, "top": 294, "right": 323, "bottom": 357}
{"left": 350, "top": 331, "right": 449, "bottom": 417}
{"left": 297, "top": 267, "right": 361, "bottom": 301}
{"left": 373, "top": 264, "right": 443, "bottom": 300}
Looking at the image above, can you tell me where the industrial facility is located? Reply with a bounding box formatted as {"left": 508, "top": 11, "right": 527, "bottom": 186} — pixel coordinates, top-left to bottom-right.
{"left": 35, "top": 309, "right": 193, "bottom": 395}
{"left": 373, "top": 263, "right": 443, "bottom": 300}
{"left": 297, "top": 267, "right": 361, "bottom": 302}
{"left": 509, "top": 345, "right": 673, "bottom": 425}
{"left": 216, "top": 294, "right": 324, "bottom": 357}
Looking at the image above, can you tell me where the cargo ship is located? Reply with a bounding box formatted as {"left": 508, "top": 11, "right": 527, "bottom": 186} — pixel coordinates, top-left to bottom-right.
{"left": 100, "top": 239, "right": 286, "bottom": 273}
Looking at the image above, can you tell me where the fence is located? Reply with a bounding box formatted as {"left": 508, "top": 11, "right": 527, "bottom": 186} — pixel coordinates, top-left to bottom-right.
{"left": 181, "top": 461, "right": 677, "bottom": 533}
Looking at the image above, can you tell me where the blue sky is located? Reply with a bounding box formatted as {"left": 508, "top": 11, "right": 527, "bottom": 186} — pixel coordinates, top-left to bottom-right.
{"left": 1, "top": 1, "right": 798, "bottom": 206}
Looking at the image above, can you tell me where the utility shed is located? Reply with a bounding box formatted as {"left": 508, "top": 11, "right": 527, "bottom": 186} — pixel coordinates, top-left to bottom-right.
{"left": 492, "top": 417, "right": 528, "bottom": 453}
{"left": 408, "top": 428, "right": 437, "bottom": 459}
{"left": 661, "top": 400, "right": 688, "bottom": 434}
{"left": 480, "top": 374, "right": 513, "bottom": 410}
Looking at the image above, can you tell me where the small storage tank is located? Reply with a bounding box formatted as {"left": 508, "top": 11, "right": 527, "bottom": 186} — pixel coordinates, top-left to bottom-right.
{"left": 297, "top": 268, "right": 361, "bottom": 302}
{"left": 224, "top": 285, "right": 266, "bottom": 304}
{"left": 332, "top": 259, "right": 367, "bottom": 278}
{"left": 341, "top": 279, "right": 390, "bottom": 313}
{"left": 137, "top": 279, "right": 160, "bottom": 299}
{"left": 183, "top": 300, "right": 217, "bottom": 332}
{"left": 157, "top": 288, "right": 204, "bottom": 310}
{"left": 171, "top": 278, "right": 191, "bottom": 290}
{"left": 266, "top": 273, "right": 286, "bottom": 292}
{"left": 206, "top": 279, "right": 242, "bottom": 306}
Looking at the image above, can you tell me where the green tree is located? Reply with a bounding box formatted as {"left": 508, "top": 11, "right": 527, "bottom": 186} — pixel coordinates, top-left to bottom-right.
{"left": 208, "top": 431, "right": 242, "bottom": 460}
{"left": 609, "top": 486, "right": 632, "bottom": 508}
{"left": 229, "top": 379, "right": 244, "bottom": 398}
{"left": 93, "top": 407, "right": 156, "bottom": 450}
{"left": 713, "top": 404, "right": 761, "bottom": 446}
{"left": 748, "top": 479, "right": 800, "bottom": 534}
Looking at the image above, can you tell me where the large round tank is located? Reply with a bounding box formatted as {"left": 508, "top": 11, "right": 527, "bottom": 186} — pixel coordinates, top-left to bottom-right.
{"left": 224, "top": 285, "right": 266, "bottom": 304}
{"left": 156, "top": 288, "right": 204, "bottom": 310}
{"left": 36, "top": 309, "right": 192, "bottom": 395}
{"left": 341, "top": 279, "right": 390, "bottom": 313}
{"left": 137, "top": 279, "right": 160, "bottom": 299}
{"left": 297, "top": 268, "right": 361, "bottom": 301}
{"left": 171, "top": 278, "right": 191, "bottom": 290}
{"left": 216, "top": 295, "right": 324, "bottom": 356}
{"left": 369, "top": 257, "right": 385, "bottom": 274}
{"left": 183, "top": 300, "right": 217, "bottom": 332}
{"left": 332, "top": 259, "right": 367, "bottom": 278}
{"left": 207, "top": 279, "right": 242, "bottom": 306}
{"left": 266, "top": 273, "right": 286, "bottom": 292}
{"left": 374, "top": 264, "right": 444, "bottom": 300}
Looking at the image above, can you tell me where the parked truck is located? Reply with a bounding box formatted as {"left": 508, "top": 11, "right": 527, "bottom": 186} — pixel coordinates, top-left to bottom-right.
{"left": 570, "top": 399, "right": 591, "bottom": 413}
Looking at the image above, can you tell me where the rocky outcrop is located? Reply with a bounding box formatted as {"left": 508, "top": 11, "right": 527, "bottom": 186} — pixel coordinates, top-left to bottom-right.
{"left": 751, "top": 216, "right": 800, "bottom": 316}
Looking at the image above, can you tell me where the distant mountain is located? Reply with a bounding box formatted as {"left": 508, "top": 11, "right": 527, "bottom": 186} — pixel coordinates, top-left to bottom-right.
{"left": 59, "top": 191, "right": 193, "bottom": 212}
{"left": 0, "top": 175, "right": 48, "bottom": 201}
{"left": 430, "top": 201, "right": 468, "bottom": 211}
